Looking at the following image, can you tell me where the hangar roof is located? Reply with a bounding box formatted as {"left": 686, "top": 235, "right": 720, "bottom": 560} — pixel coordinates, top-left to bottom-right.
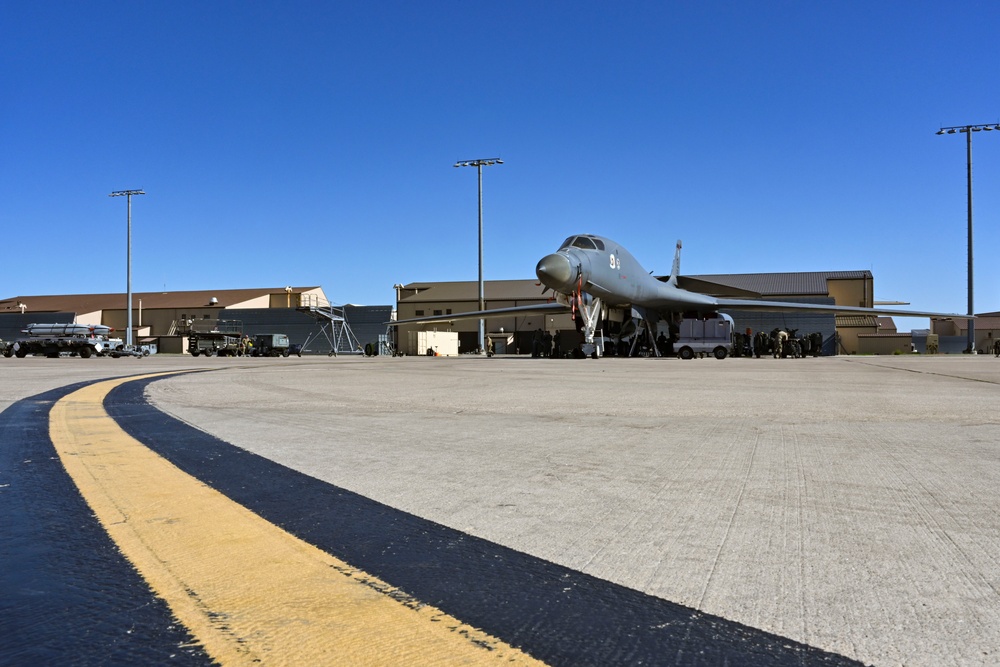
{"left": 876, "top": 316, "right": 897, "bottom": 332}
{"left": 836, "top": 314, "right": 879, "bottom": 327}
{"left": 686, "top": 270, "right": 872, "bottom": 296}
{"left": 0, "top": 287, "right": 324, "bottom": 313}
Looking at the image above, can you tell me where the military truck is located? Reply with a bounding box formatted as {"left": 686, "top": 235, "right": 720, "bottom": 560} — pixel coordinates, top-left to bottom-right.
{"left": 188, "top": 320, "right": 243, "bottom": 357}
{"left": 251, "top": 333, "right": 291, "bottom": 357}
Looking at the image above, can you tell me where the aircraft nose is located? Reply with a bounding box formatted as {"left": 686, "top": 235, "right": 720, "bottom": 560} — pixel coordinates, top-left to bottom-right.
{"left": 536, "top": 253, "right": 576, "bottom": 291}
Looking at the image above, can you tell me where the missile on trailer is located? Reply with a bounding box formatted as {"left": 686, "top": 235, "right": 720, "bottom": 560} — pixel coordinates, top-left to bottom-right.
{"left": 22, "top": 323, "right": 113, "bottom": 337}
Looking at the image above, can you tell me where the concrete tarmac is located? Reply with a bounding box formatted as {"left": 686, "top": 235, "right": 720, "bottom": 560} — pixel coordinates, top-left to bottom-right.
{"left": 3, "top": 353, "right": 999, "bottom": 665}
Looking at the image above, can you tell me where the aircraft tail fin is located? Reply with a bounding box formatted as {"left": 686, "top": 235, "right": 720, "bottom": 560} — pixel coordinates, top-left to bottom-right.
{"left": 667, "top": 240, "right": 682, "bottom": 287}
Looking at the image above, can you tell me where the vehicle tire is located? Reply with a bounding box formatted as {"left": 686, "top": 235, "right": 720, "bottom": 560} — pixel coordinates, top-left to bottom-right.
{"left": 191, "top": 350, "right": 200, "bottom": 357}
{"left": 679, "top": 347, "right": 694, "bottom": 360}
{"left": 79, "top": 346, "right": 93, "bottom": 359}
{"left": 282, "top": 350, "right": 289, "bottom": 357}
{"left": 15, "top": 347, "right": 28, "bottom": 358}
{"left": 3, "top": 348, "right": 13, "bottom": 358}
{"left": 203, "top": 349, "right": 214, "bottom": 357}
{"left": 713, "top": 346, "right": 728, "bottom": 360}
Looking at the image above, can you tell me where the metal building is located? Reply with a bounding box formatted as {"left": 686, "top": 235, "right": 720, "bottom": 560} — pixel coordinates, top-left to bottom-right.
{"left": 393, "top": 269, "right": 908, "bottom": 356}
{"left": 0, "top": 288, "right": 384, "bottom": 355}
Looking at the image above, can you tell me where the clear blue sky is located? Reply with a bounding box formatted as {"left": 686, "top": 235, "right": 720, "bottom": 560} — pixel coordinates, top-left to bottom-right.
{"left": 3, "top": 2, "right": 998, "bottom": 331}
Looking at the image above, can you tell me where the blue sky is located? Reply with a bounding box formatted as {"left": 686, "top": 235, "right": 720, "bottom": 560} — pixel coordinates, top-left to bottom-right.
{"left": 3, "top": 2, "right": 999, "bottom": 331}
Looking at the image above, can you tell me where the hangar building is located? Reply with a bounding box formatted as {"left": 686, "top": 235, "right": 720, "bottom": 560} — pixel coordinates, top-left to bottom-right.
{"left": 0, "top": 287, "right": 391, "bottom": 355}
{"left": 394, "top": 270, "right": 938, "bottom": 356}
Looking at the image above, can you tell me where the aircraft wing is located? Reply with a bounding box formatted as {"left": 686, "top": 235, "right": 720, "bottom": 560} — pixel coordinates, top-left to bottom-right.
{"left": 672, "top": 276, "right": 763, "bottom": 299}
{"left": 711, "top": 297, "right": 966, "bottom": 319}
{"left": 390, "top": 302, "right": 570, "bottom": 326}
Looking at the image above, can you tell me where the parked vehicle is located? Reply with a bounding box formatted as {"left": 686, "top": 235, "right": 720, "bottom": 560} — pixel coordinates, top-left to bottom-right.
{"left": 188, "top": 320, "right": 243, "bottom": 357}
{"left": 674, "top": 315, "right": 733, "bottom": 360}
{"left": 251, "top": 333, "right": 291, "bottom": 357}
{"left": 7, "top": 323, "right": 124, "bottom": 359}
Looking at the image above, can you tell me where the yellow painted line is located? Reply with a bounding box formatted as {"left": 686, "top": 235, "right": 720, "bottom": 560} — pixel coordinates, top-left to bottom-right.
{"left": 50, "top": 373, "right": 547, "bottom": 666}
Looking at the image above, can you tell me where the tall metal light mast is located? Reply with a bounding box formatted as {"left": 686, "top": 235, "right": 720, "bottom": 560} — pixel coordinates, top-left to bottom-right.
{"left": 937, "top": 124, "right": 998, "bottom": 353}
{"left": 109, "top": 189, "right": 146, "bottom": 348}
{"left": 454, "top": 158, "right": 503, "bottom": 355}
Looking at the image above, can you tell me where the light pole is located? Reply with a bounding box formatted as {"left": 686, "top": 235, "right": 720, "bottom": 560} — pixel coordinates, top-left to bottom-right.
{"left": 454, "top": 157, "right": 503, "bottom": 355}
{"left": 937, "top": 123, "right": 998, "bottom": 353}
{"left": 109, "top": 189, "right": 146, "bottom": 348}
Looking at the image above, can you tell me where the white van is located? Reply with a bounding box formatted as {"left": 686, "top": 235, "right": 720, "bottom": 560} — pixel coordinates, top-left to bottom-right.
{"left": 674, "top": 314, "right": 733, "bottom": 360}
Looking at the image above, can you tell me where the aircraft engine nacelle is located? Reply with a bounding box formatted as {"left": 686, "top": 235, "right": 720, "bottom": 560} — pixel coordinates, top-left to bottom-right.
{"left": 606, "top": 307, "right": 626, "bottom": 323}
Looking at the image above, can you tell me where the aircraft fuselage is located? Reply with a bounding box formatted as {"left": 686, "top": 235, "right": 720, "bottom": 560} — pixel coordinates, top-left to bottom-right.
{"left": 535, "top": 234, "right": 715, "bottom": 313}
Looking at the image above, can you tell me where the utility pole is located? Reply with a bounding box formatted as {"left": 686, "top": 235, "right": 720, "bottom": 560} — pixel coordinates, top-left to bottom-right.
{"left": 454, "top": 158, "right": 503, "bottom": 355}
{"left": 937, "top": 124, "right": 998, "bottom": 353}
{"left": 109, "top": 189, "right": 146, "bottom": 349}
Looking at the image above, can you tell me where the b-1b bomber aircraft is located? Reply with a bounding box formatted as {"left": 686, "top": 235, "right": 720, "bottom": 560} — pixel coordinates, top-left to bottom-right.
{"left": 394, "top": 234, "right": 964, "bottom": 357}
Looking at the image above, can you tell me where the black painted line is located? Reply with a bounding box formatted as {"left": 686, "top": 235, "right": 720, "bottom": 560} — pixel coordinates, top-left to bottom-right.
{"left": 0, "top": 380, "right": 212, "bottom": 666}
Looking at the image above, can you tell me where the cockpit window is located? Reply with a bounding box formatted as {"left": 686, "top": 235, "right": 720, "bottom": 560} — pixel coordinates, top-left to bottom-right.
{"left": 560, "top": 235, "right": 605, "bottom": 251}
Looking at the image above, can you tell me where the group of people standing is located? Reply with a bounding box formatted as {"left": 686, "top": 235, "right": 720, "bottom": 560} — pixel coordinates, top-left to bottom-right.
{"left": 531, "top": 328, "right": 562, "bottom": 358}
{"left": 237, "top": 335, "right": 254, "bottom": 357}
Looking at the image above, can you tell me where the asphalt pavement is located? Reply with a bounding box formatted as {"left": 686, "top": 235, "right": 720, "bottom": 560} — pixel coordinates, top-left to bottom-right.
{"left": 2, "top": 353, "right": 999, "bottom": 666}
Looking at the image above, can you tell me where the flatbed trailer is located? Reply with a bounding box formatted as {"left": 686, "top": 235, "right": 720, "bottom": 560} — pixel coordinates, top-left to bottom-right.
{"left": 8, "top": 323, "right": 124, "bottom": 359}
